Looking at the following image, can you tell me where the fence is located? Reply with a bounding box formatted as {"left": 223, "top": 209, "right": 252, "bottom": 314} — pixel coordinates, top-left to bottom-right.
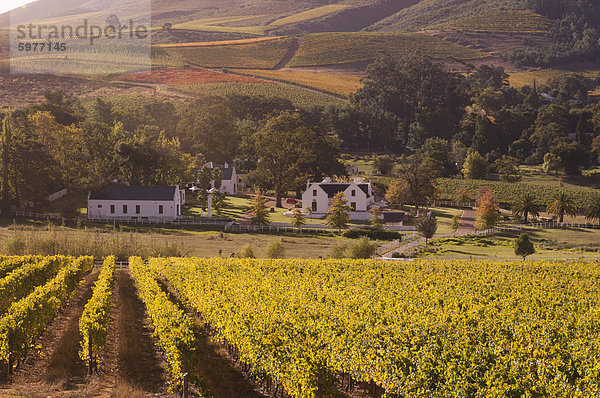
{"left": 225, "top": 224, "right": 334, "bottom": 234}
{"left": 12, "top": 212, "right": 232, "bottom": 227}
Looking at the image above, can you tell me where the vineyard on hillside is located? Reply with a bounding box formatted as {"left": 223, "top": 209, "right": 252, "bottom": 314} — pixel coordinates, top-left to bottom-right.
{"left": 176, "top": 82, "right": 343, "bottom": 108}
{"left": 430, "top": 10, "right": 552, "bottom": 34}
{"left": 2, "top": 256, "right": 599, "bottom": 397}
{"left": 288, "top": 32, "right": 485, "bottom": 68}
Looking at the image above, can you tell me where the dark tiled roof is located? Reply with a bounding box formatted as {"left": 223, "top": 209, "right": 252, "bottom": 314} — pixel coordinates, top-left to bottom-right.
{"left": 215, "top": 165, "right": 234, "bottom": 180}
{"left": 357, "top": 184, "right": 371, "bottom": 197}
{"left": 383, "top": 211, "right": 405, "bottom": 223}
{"left": 89, "top": 185, "right": 177, "bottom": 201}
{"left": 317, "top": 183, "right": 371, "bottom": 198}
{"left": 319, "top": 183, "right": 351, "bottom": 198}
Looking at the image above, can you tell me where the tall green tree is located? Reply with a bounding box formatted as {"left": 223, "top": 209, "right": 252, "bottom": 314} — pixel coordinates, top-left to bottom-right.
{"left": 514, "top": 234, "right": 536, "bottom": 260}
{"left": 547, "top": 191, "right": 577, "bottom": 223}
{"left": 250, "top": 188, "right": 270, "bottom": 225}
{"left": 326, "top": 192, "right": 351, "bottom": 233}
{"left": 416, "top": 213, "right": 438, "bottom": 244}
{"left": 249, "top": 112, "right": 339, "bottom": 208}
{"left": 462, "top": 150, "right": 489, "bottom": 179}
{"left": 385, "top": 155, "right": 438, "bottom": 214}
{"left": 290, "top": 208, "right": 306, "bottom": 231}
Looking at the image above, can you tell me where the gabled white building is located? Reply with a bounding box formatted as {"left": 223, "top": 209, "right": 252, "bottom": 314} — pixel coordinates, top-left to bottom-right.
{"left": 302, "top": 177, "right": 374, "bottom": 219}
{"left": 206, "top": 162, "right": 238, "bottom": 195}
{"left": 87, "top": 185, "right": 185, "bottom": 221}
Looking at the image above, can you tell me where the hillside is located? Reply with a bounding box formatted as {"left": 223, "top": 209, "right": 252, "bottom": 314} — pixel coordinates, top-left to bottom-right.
{"left": 366, "top": 0, "right": 529, "bottom": 32}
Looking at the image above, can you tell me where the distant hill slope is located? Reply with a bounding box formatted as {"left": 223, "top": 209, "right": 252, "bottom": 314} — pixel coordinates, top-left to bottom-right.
{"left": 366, "top": 0, "right": 529, "bottom": 32}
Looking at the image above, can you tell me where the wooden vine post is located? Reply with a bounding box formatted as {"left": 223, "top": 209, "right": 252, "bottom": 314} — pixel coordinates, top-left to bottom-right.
{"left": 7, "top": 327, "right": 13, "bottom": 376}
{"left": 182, "top": 372, "right": 189, "bottom": 398}
{"left": 88, "top": 329, "right": 94, "bottom": 376}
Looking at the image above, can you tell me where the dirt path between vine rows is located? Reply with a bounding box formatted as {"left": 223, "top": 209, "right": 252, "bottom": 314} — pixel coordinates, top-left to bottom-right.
{"left": 100, "top": 270, "right": 169, "bottom": 397}
{"left": 1, "top": 269, "right": 100, "bottom": 396}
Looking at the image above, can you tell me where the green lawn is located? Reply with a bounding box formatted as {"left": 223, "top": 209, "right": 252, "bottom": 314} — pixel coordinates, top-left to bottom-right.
{"left": 402, "top": 206, "right": 463, "bottom": 235}
{"left": 421, "top": 229, "right": 600, "bottom": 259}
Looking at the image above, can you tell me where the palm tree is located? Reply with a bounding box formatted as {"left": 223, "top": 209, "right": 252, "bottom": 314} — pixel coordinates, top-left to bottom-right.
{"left": 546, "top": 191, "right": 577, "bottom": 223}
{"left": 512, "top": 193, "right": 541, "bottom": 224}
{"left": 585, "top": 194, "right": 600, "bottom": 224}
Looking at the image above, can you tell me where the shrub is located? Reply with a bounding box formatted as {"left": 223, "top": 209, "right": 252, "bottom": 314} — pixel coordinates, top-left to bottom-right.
{"left": 238, "top": 244, "right": 256, "bottom": 259}
{"left": 265, "top": 240, "right": 286, "bottom": 259}
{"left": 342, "top": 228, "right": 402, "bottom": 241}
{"left": 346, "top": 237, "right": 378, "bottom": 259}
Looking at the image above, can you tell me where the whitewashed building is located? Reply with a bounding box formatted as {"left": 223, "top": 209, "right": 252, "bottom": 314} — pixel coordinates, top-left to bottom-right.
{"left": 302, "top": 178, "right": 374, "bottom": 220}
{"left": 87, "top": 185, "right": 185, "bottom": 222}
{"left": 206, "top": 162, "right": 239, "bottom": 195}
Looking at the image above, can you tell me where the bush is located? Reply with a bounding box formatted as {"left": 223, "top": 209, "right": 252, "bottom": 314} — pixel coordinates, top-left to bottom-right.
{"left": 265, "top": 239, "right": 285, "bottom": 259}
{"left": 342, "top": 228, "right": 402, "bottom": 241}
{"left": 346, "top": 237, "right": 378, "bottom": 259}
{"left": 330, "top": 237, "right": 377, "bottom": 259}
{"left": 238, "top": 244, "right": 256, "bottom": 259}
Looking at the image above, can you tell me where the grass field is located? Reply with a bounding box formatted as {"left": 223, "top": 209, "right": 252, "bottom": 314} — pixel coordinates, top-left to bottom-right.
{"left": 509, "top": 68, "right": 600, "bottom": 88}
{"left": 288, "top": 32, "right": 485, "bottom": 67}
{"left": 160, "top": 36, "right": 295, "bottom": 69}
{"left": 430, "top": 10, "right": 551, "bottom": 33}
{"left": 175, "top": 81, "right": 343, "bottom": 108}
{"left": 231, "top": 69, "right": 363, "bottom": 96}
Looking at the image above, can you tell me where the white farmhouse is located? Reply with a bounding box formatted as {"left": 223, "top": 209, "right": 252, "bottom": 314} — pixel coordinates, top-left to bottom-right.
{"left": 206, "top": 162, "right": 239, "bottom": 195}
{"left": 302, "top": 177, "right": 375, "bottom": 220}
{"left": 87, "top": 185, "right": 185, "bottom": 222}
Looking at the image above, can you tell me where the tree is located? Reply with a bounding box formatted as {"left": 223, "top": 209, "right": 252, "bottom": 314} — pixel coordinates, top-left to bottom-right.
{"left": 326, "top": 192, "right": 351, "bottom": 232}
{"left": 475, "top": 189, "right": 500, "bottom": 230}
{"left": 212, "top": 191, "right": 229, "bottom": 215}
{"left": 542, "top": 152, "right": 561, "bottom": 176}
{"left": 249, "top": 112, "right": 338, "bottom": 208}
{"left": 454, "top": 186, "right": 472, "bottom": 207}
{"left": 546, "top": 191, "right": 577, "bottom": 223}
{"left": 176, "top": 103, "right": 240, "bottom": 163}
{"left": 549, "top": 142, "right": 588, "bottom": 176}
{"left": 494, "top": 155, "right": 521, "bottom": 182}
{"left": 385, "top": 155, "right": 438, "bottom": 214}
{"left": 514, "top": 234, "right": 536, "bottom": 260}
{"left": 584, "top": 194, "right": 600, "bottom": 224}
{"left": 416, "top": 213, "right": 437, "bottom": 244}
{"left": 512, "top": 193, "right": 541, "bottom": 224}
{"left": 419, "top": 137, "right": 455, "bottom": 176}
{"left": 290, "top": 208, "right": 306, "bottom": 231}
{"left": 250, "top": 188, "right": 270, "bottom": 225}
{"left": 373, "top": 155, "right": 395, "bottom": 176}
{"left": 462, "top": 150, "right": 489, "bottom": 179}
{"left": 370, "top": 206, "right": 384, "bottom": 230}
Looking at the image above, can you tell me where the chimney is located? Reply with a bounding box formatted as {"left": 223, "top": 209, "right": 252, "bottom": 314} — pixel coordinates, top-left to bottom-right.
{"left": 323, "top": 177, "right": 331, "bottom": 183}
{"left": 224, "top": 162, "right": 229, "bottom": 168}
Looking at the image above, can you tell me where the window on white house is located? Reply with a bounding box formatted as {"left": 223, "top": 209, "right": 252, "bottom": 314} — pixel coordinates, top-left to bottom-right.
{"left": 136, "top": 205, "right": 140, "bottom": 214}
{"left": 159, "top": 205, "right": 163, "bottom": 214}
{"left": 97, "top": 205, "right": 102, "bottom": 209}
{"left": 123, "top": 205, "right": 128, "bottom": 214}
{"left": 312, "top": 201, "right": 317, "bottom": 212}
{"left": 351, "top": 202, "right": 356, "bottom": 211}
{"left": 313, "top": 190, "right": 317, "bottom": 196}
{"left": 351, "top": 190, "right": 356, "bottom": 197}
{"left": 110, "top": 205, "right": 115, "bottom": 214}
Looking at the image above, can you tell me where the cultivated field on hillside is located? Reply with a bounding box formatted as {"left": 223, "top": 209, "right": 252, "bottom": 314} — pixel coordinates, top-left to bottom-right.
{"left": 231, "top": 69, "right": 363, "bottom": 97}
{"left": 176, "top": 81, "right": 343, "bottom": 108}
{"left": 117, "top": 68, "right": 265, "bottom": 85}
{"left": 288, "top": 32, "right": 485, "bottom": 67}
{"left": 430, "top": 10, "right": 551, "bottom": 34}
{"left": 160, "top": 36, "right": 295, "bottom": 69}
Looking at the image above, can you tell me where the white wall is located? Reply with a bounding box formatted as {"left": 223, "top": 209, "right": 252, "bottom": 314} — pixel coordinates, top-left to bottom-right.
{"left": 88, "top": 199, "right": 181, "bottom": 221}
